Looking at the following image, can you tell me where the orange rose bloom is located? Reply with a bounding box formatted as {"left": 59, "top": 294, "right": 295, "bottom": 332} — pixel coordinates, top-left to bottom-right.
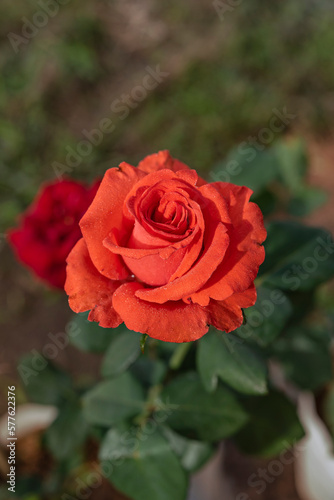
{"left": 65, "top": 151, "right": 266, "bottom": 342}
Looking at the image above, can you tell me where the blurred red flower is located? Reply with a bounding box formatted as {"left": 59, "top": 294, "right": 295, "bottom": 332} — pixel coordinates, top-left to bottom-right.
{"left": 65, "top": 151, "right": 267, "bottom": 343}
{"left": 8, "top": 178, "right": 100, "bottom": 289}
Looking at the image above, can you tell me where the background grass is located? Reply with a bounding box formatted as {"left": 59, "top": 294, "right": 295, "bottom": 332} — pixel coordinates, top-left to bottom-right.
{"left": 1, "top": 0, "right": 334, "bottom": 231}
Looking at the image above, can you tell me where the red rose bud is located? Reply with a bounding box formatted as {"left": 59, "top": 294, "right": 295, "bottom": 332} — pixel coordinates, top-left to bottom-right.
{"left": 65, "top": 151, "right": 267, "bottom": 342}
{"left": 8, "top": 178, "right": 100, "bottom": 289}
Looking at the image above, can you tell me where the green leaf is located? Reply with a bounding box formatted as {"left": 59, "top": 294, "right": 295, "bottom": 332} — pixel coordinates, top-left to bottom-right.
{"left": 252, "top": 189, "right": 277, "bottom": 217}
{"left": 275, "top": 138, "right": 308, "bottom": 192}
{"left": 234, "top": 391, "right": 305, "bottom": 457}
{"left": 169, "top": 342, "right": 192, "bottom": 370}
{"left": 271, "top": 327, "right": 333, "bottom": 391}
{"left": 160, "top": 372, "right": 248, "bottom": 442}
{"left": 130, "top": 358, "right": 167, "bottom": 388}
{"left": 238, "top": 286, "right": 293, "bottom": 346}
{"left": 82, "top": 373, "right": 145, "bottom": 427}
{"left": 100, "top": 427, "right": 188, "bottom": 500}
{"left": 101, "top": 331, "right": 141, "bottom": 378}
{"left": 68, "top": 312, "right": 121, "bottom": 353}
{"left": 161, "top": 426, "right": 214, "bottom": 473}
{"left": 260, "top": 221, "right": 334, "bottom": 291}
{"left": 275, "top": 139, "right": 326, "bottom": 215}
{"left": 197, "top": 330, "right": 268, "bottom": 395}
{"left": 288, "top": 187, "right": 327, "bottom": 217}
{"left": 17, "top": 354, "right": 73, "bottom": 406}
{"left": 157, "top": 341, "right": 180, "bottom": 361}
{"left": 5, "top": 476, "right": 42, "bottom": 499}
{"left": 211, "top": 146, "right": 280, "bottom": 195}
{"left": 45, "top": 400, "right": 89, "bottom": 460}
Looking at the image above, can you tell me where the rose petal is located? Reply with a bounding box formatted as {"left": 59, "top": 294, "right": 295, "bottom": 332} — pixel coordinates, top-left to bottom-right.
{"left": 132, "top": 186, "right": 200, "bottom": 246}
{"left": 104, "top": 208, "right": 203, "bottom": 286}
{"left": 135, "top": 183, "right": 231, "bottom": 303}
{"left": 198, "top": 182, "right": 232, "bottom": 226}
{"left": 65, "top": 238, "right": 122, "bottom": 328}
{"left": 168, "top": 229, "right": 203, "bottom": 282}
{"left": 104, "top": 232, "right": 188, "bottom": 286}
{"left": 137, "top": 150, "right": 190, "bottom": 174}
{"left": 124, "top": 169, "right": 185, "bottom": 217}
{"left": 105, "top": 173, "right": 209, "bottom": 287}
{"left": 123, "top": 248, "right": 187, "bottom": 286}
{"left": 190, "top": 184, "right": 266, "bottom": 305}
{"left": 80, "top": 163, "right": 146, "bottom": 280}
{"left": 207, "top": 285, "right": 257, "bottom": 333}
{"left": 8, "top": 227, "right": 68, "bottom": 289}
{"left": 104, "top": 203, "right": 202, "bottom": 260}
{"left": 7, "top": 178, "right": 98, "bottom": 289}
{"left": 219, "top": 184, "right": 267, "bottom": 247}
{"left": 136, "top": 150, "right": 207, "bottom": 186}
{"left": 135, "top": 222, "right": 229, "bottom": 303}
{"left": 137, "top": 188, "right": 193, "bottom": 239}
{"left": 112, "top": 282, "right": 209, "bottom": 342}
{"left": 175, "top": 169, "right": 199, "bottom": 186}
{"left": 8, "top": 227, "right": 52, "bottom": 272}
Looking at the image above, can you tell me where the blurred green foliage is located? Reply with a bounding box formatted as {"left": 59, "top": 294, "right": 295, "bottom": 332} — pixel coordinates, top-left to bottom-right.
{"left": 1, "top": 0, "right": 334, "bottom": 233}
